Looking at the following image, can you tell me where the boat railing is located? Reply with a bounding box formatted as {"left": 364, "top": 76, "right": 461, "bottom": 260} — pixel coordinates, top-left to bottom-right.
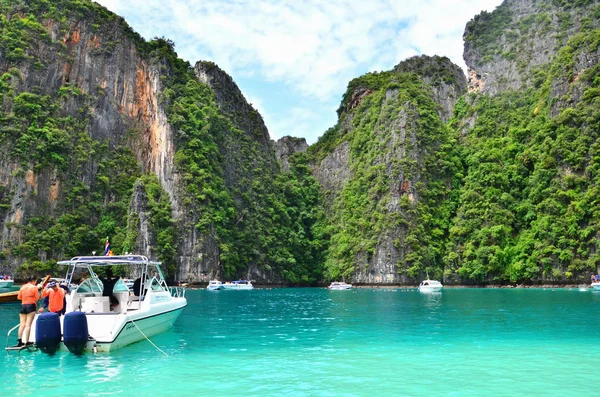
{"left": 169, "top": 286, "right": 186, "bottom": 298}
{"left": 5, "top": 323, "right": 19, "bottom": 350}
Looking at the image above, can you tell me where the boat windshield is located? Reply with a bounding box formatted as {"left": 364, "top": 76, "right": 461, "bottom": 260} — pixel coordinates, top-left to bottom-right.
{"left": 148, "top": 277, "right": 164, "bottom": 292}
{"left": 76, "top": 278, "right": 103, "bottom": 293}
{"left": 113, "top": 278, "right": 130, "bottom": 293}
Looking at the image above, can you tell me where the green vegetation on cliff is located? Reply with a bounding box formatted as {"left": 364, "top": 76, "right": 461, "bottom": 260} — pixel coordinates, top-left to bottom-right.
{"left": 2, "top": 0, "right": 600, "bottom": 286}
{"left": 151, "top": 38, "right": 327, "bottom": 283}
{"left": 0, "top": 0, "right": 327, "bottom": 284}
{"left": 316, "top": 71, "right": 461, "bottom": 282}
{"left": 0, "top": 0, "right": 160, "bottom": 277}
{"left": 311, "top": 2, "right": 600, "bottom": 284}
{"left": 447, "top": 28, "right": 600, "bottom": 283}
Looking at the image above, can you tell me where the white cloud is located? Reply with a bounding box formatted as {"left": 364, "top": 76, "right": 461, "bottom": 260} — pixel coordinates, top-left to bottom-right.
{"left": 95, "top": 0, "right": 504, "bottom": 143}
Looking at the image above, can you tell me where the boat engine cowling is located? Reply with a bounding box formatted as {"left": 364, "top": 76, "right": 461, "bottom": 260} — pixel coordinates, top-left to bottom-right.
{"left": 35, "top": 312, "right": 61, "bottom": 354}
{"left": 63, "top": 311, "right": 88, "bottom": 354}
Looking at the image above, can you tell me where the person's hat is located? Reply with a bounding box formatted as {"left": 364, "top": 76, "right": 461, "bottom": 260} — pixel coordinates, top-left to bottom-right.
{"left": 47, "top": 281, "right": 57, "bottom": 288}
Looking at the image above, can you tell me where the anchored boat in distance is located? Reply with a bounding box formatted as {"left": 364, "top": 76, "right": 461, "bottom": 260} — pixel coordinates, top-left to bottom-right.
{"left": 418, "top": 279, "right": 443, "bottom": 293}
{"left": 328, "top": 281, "right": 352, "bottom": 290}
{"left": 221, "top": 280, "right": 254, "bottom": 290}
{"left": 207, "top": 280, "right": 224, "bottom": 291}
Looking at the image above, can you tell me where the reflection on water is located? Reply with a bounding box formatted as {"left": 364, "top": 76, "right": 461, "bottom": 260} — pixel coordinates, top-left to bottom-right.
{"left": 420, "top": 290, "right": 442, "bottom": 308}
{"left": 84, "top": 354, "right": 123, "bottom": 384}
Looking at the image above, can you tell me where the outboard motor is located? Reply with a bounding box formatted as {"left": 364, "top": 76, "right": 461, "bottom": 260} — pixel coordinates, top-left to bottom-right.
{"left": 63, "top": 311, "right": 88, "bottom": 354}
{"left": 35, "top": 312, "right": 61, "bottom": 354}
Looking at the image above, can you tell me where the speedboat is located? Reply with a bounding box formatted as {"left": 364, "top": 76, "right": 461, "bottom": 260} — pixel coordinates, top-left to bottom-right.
{"left": 221, "top": 280, "right": 254, "bottom": 290}
{"left": 207, "top": 280, "right": 223, "bottom": 291}
{"left": 592, "top": 282, "right": 600, "bottom": 291}
{"left": 123, "top": 278, "right": 135, "bottom": 289}
{"left": 328, "top": 282, "right": 352, "bottom": 290}
{"left": 418, "top": 279, "right": 443, "bottom": 292}
{"left": 12, "top": 255, "right": 186, "bottom": 353}
{"left": 0, "top": 276, "right": 14, "bottom": 288}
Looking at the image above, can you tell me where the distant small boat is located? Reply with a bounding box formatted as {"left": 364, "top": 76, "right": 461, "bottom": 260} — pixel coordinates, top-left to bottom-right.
{"left": 207, "top": 280, "right": 223, "bottom": 291}
{"left": 0, "top": 290, "right": 18, "bottom": 303}
{"left": 0, "top": 275, "right": 51, "bottom": 304}
{"left": 418, "top": 279, "right": 443, "bottom": 293}
{"left": 328, "top": 282, "right": 352, "bottom": 290}
{"left": 222, "top": 280, "right": 254, "bottom": 290}
{"left": 0, "top": 277, "right": 14, "bottom": 288}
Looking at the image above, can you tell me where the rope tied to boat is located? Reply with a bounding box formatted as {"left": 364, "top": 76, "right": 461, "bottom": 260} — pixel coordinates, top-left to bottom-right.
{"left": 126, "top": 314, "right": 168, "bottom": 357}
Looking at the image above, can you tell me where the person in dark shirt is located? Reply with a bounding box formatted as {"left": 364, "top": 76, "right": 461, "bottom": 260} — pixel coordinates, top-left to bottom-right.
{"left": 132, "top": 273, "right": 147, "bottom": 298}
{"left": 99, "top": 268, "right": 119, "bottom": 307}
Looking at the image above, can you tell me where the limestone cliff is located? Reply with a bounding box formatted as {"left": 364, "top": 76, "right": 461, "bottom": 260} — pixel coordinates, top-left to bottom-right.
{"left": 2, "top": 0, "right": 598, "bottom": 286}
{"left": 0, "top": 2, "right": 179, "bottom": 268}
{"left": 449, "top": 0, "right": 600, "bottom": 284}
{"left": 393, "top": 55, "right": 467, "bottom": 122}
{"left": 0, "top": 1, "right": 289, "bottom": 283}
{"left": 274, "top": 136, "right": 308, "bottom": 172}
{"left": 311, "top": 56, "right": 466, "bottom": 284}
{"left": 464, "top": 0, "right": 599, "bottom": 96}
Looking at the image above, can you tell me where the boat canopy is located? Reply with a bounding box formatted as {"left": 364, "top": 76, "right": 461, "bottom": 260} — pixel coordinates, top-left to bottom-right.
{"left": 57, "top": 255, "right": 168, "bottom": 300}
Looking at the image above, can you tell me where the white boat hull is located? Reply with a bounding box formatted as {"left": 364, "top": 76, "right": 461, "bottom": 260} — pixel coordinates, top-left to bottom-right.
{"left": 207, "top": 281, "right": 224, "bottom": 290}
{"left": 221, "top": 284, "right": 253, "bottom": 290}
{"left": 93, "top": 304, "right": 186, "bottom": 352}
{"left": 328, "top": 282, "right": 352, "bottom": 290}
{"left": 29, "top": 298, "right": 186, "bottom": 352}
{"left": 418, "top": 279, "right": 443, "bottom": 293}
{"left": 418, "top": 286, "right": 443, "bottom": 292}
{"left": 592, "top": 282, "right": 600, "bottom": 291}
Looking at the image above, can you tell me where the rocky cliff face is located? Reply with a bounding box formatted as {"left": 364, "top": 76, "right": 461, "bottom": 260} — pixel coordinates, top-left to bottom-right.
{"left": 274, "top": 136, "right": 308, "bottom": 172}
{"left": 0, "top": 4, "right": 180, "bottom": 267}
{"left": 0, "top": 1, "right": 288, "bottom": 283}
{"left": 311, "top": 55, "right": 464, "bottom": 284}
{"left": 464, "top": 0, "right": 599, "bottom": 95}
{"left": 3, "top": 0, "right": 597, "bottom": 286}
{"left": 393, "top": 55, "right": 467, "bottom": 122}
{"left": 187, "top": 61, "right": 284, "bottom": 283}
{"left": 449, "top": 0, "right": 600, "bottom": 285}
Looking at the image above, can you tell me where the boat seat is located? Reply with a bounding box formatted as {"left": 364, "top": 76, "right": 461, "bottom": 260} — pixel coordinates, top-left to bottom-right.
{"left": 81, "top": 296, "right": 110, "bottom": 313}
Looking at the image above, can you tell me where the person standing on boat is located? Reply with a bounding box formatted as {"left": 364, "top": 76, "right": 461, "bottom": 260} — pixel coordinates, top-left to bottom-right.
{"left": 39, "top": 281, "right": 70, "bottom": 315}
{"left": 132, "top": 273, "right": 148, "bottom": 298}
{"left": 40, "top": 281, "right": 66, "bottom": 315}
{"left": 99, "top": 268, "right": 119, "bottom": 307}
{"left": 14, "top": 276, "right": 39, "bottom": 347}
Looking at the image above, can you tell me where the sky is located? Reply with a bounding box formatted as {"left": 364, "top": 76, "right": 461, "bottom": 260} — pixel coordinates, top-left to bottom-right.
{"left": 95, "top": 0, "right": 503, "bottom": 144}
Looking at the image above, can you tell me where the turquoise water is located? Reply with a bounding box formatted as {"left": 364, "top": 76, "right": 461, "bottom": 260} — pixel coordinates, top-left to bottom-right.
{"left": 2, "top": 287, "right": 600, "bottom": 396}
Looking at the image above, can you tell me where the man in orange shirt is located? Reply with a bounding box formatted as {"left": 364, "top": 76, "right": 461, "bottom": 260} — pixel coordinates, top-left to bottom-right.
{"left": 14, "top": 276, "right": 39, "bottom": 347}
{"left": 40, "top": 281, "right": 66, "bottom": 315}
